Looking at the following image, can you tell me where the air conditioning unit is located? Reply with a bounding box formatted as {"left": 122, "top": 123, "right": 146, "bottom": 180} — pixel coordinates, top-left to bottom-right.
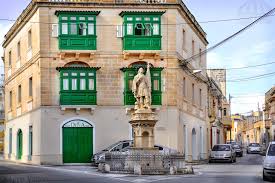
{"left": 116, "top": 25, "right": 124, "bottom": 38}
{"left": 52, "top": 24, "right": 59, "bottom": 38}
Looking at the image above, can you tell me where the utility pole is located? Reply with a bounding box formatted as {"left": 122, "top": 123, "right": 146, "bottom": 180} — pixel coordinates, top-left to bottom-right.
{"left": 229, "top": 94, "right": 232, "bottom": 143}
{"left": 263, "top": 104, "right": 267, "bottom": 148}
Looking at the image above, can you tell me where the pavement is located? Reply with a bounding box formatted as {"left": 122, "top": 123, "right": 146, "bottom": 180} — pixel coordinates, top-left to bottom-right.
{"left": 0, "top": 153, "right": 270, "bottom": 183}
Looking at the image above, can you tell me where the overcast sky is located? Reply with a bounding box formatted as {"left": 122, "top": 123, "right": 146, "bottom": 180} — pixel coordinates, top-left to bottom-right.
{"left": 1, "top": 0, "right": 275, "bottom": 114}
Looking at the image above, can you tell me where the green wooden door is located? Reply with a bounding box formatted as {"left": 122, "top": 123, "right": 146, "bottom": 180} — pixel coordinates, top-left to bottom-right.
{"left": 17, "top": 130, "right": 23, "bottom": 160}
{"left": 63, "top": 127, "right": 93, "bottom": 163}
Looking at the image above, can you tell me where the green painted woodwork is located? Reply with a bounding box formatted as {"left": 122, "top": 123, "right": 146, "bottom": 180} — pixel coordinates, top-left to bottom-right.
{"left": 122, "top": 67, "right": 163, "bottom": 105}
{"left": 123, "top": 36, "right": 161, "bottom": 50}
{"left": 59, "top": 68, "right": 97, "bottom": 105}
{"left": 57, "top": 12, "right": 98, "bottom": 50}
{"left": 121, "top": 13, "right": 163, "bottom": 50}
{"left": 63, "top": 127, "right": 93, "bottom": 163}
{"left": 17, "top": 130, "right": 23, "bottom": 160}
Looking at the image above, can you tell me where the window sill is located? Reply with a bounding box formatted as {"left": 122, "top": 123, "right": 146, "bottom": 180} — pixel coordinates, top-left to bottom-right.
{"left": 183, "top": 96, "right": 188, "bottom": 102}
{"left": 17, "top": 104, "right": 22, "bottom": 108}
{"left": 27, "top": 97, "right": 33, "bottom": 103}
{"left": 60, "top": 105, "right": 96, "bottom": 114}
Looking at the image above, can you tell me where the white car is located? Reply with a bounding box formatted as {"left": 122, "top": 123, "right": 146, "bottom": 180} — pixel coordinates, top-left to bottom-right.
{"left": 247, "top": 143, "right": 261, "bottom": 154}
{"left": 263, "top": 142, "right": 275, "bottom": 181}
{"left": 209, "top": 144, "right": 236, "bottom": 163}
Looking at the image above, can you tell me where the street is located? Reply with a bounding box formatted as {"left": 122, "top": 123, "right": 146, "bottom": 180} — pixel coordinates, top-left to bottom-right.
{"left": 0, "top": 153, "right": 270, "bottom": 183}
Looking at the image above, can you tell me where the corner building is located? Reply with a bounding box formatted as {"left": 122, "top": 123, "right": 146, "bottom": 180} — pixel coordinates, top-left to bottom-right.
{"left": 3, "top": 0, "right": 208, "bottom": 164}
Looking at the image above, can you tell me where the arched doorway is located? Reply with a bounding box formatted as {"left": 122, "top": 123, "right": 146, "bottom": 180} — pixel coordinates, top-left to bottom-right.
{"left": 62, "top": 119, "right": 93, "bottom": 163}
{"left": 142, "top": 131, "right": 149, "bottom": 147}
{"left": 192, "top": 128, "right": 198, "bottom": 161}
{"left": 17, "top": 129, "right": 23, "bottom": 160}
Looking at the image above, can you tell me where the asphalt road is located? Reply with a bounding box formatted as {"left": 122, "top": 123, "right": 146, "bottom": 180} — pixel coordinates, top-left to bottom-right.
{"left": 0, "top": 153, "right": 270, "bottom": 183}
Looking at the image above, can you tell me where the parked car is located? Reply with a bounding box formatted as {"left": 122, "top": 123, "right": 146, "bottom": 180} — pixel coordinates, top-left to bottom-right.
{"left": 263, "top": 141, "right": 275, "bottom": 181}
{"left": 121, "top": 144, "right": 178, "bottom": 155}
{"left": 232, "top": 144, "right": 243, "bottom": 157}
{"left": 226, "top": 141, "right": 237, "bottom": 145}
{"left": 247, "top": 143, "right": 261, "bottom": 154}
{"left": 91, "top": 140, "right": 133, "bottom": 165}
{"left": 209, "top": 144, "right": 236, "bottom": 163}
{"left": 91, "top": 140, "right": 178, "bottom": 165}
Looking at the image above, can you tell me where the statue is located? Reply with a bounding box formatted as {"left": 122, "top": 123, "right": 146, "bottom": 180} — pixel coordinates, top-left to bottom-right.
{"left": 132, "top": 63, "right": 152, "bottom": 110}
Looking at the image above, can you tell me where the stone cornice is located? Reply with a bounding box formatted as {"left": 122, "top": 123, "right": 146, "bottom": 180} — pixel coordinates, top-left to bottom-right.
{"left": 3, "top": 0, "right": 207, "bottom": 48}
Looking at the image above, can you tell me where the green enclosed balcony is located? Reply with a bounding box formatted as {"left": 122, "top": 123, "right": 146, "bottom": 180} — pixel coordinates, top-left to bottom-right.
{"left": 57, "top": 66, "right": 100, "bottom": 105}
{"left": 55, "top": 11, "right": 100, "bottom": 50}
{"left": 120, "top": 11, "right": 165, "bottom": 50}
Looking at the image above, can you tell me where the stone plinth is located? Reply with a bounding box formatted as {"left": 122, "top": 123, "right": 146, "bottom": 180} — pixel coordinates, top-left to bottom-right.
{"left": 124, "top": 149, "right": 164, "bottom": 175}
{"left": 129, "top": 109, "right": 157, "bottom": 149}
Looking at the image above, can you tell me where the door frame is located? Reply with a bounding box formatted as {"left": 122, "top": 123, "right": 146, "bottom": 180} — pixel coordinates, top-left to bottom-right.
{"left": 192, "top": 128, "right": 198, "bottom": 161}
{"left": 60, "top": 117, "right": 95, "bottom": 156}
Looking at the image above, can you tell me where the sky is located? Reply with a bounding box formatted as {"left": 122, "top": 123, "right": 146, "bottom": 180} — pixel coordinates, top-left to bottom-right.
{"left": 0, "top": 0, "right": 275, "bottom": 114}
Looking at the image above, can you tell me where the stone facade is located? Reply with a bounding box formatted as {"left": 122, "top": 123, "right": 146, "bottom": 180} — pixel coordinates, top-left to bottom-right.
{"left": 3, "top": 0, "right": 209, "bottom": 164}
{"left": 265, "top": 86, "right": 275, "bottom": 142}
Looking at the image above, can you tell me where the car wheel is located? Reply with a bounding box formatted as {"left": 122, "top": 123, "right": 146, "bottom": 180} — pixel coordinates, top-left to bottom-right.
{"left": 209, "top": 159, "right": 212, "bottom": 163}
{"left": 234, "top": 157, "right": 236, "bottom": 162}
{"left": 263, "top": 170, "right": 269, "bottom": 181}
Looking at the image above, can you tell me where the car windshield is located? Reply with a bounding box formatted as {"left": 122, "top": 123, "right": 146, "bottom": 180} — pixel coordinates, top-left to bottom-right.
{"left": 212, "top": 145, "right": 230, "bottom": 151}
{"left": 233, "top": 145, "right": 240, "bottom": 149}
{"left": 249, "top": 143, "right": 260, "bottom": 147}
{"left": 268, "top": 144, "right": 275, "bottom": 156}
{"left": 102, "top": 142, "right": 121, "bottom": 151}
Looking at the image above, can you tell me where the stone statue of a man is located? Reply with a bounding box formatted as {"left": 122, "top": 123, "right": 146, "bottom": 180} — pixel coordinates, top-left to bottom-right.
{"left": 132, "top": 64, "right": 151, "bottom": 110}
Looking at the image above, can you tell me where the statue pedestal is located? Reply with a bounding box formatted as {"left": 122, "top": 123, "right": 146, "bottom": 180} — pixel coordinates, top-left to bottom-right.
{"left": 129, "top": 109, "right": 157, "bottom": 149}
{"left": 103, "top": 108, "right": 187, "bottom": 175}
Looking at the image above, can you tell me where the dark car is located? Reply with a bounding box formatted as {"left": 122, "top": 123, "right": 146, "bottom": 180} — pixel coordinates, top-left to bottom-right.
{"left": 232, "top": 144, "right": 243, "bottom": 157}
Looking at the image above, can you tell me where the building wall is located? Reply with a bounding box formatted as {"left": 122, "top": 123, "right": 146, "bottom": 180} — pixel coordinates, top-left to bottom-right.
{"left": 3, "top": 1, "right": 208, "bottom": 164}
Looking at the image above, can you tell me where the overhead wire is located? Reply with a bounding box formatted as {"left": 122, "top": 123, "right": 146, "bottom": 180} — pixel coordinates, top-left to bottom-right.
{"left": 182, "top": 7, "right": 275, "bottom": 64}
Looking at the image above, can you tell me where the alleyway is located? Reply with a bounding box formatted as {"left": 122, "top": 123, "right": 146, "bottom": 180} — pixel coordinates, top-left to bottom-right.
{"left": 0, "top": 153, "right": 268, "bottom": 183}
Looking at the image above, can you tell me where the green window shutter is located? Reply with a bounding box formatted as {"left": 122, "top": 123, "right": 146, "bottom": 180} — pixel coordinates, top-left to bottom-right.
{"left": 124, "top": 69, "right": 137, "bottom": 105}
{"left": 59, "top": 68, "right": 97, "bottom": 105}
{"left": 151, "top": 69, "right": 162, "bottom": 105}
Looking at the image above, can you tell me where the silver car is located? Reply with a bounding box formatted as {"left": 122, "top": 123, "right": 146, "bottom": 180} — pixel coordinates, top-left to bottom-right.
{"left": 121, "top": 144, "right": 178, "bottom": 155}
{"left": 263, "top": 142, "right": 275, "bottom": 181}
{"left": 92, "top": 140, "right": 133, "bottom": 165}
{"left": 209, "top": 144, "right": 236, "bottom": 163}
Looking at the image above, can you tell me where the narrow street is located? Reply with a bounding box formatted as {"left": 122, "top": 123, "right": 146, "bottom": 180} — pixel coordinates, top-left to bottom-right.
{"left": 0, "top": 153, "right": 270, "bottom": 183}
